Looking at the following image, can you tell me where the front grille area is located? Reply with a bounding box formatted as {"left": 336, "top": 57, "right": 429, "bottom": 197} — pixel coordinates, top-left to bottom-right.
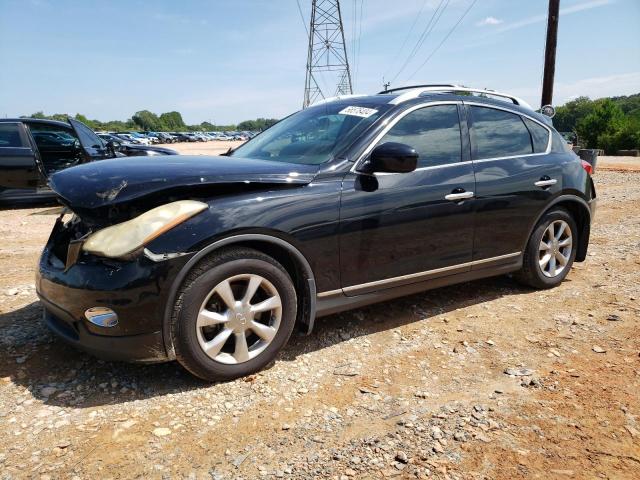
{"left": 49, "top": 216, "right": 91, "bottom": 267}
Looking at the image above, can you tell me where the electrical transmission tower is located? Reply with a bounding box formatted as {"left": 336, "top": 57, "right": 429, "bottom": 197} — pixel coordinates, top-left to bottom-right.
{"left": 303, "top": 0, "right": 353, "bottom": 108}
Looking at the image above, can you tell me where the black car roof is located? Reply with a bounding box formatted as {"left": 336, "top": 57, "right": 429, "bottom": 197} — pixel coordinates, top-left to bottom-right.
{"left": 0, "top": 118, "right": 71, "bottom": 128}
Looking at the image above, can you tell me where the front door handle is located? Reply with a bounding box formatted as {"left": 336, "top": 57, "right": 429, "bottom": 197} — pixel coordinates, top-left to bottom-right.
{"left": 534, "top": 177, "right": 557, "bottom": 187}
{"left": 445, "top": 190, "right": 474, "bottom": 201}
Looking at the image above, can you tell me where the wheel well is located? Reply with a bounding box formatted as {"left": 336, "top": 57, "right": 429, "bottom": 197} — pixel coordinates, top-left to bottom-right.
{"left": 189, "top": 239, "right": 314, "bottom": 334}
{"left": 550, "top": 200, "right": 591, "bottom": 262}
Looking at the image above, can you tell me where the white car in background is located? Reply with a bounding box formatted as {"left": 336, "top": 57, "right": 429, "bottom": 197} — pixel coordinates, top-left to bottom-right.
{"left": 118, "top": 133, "right": 150, "bottom": 145}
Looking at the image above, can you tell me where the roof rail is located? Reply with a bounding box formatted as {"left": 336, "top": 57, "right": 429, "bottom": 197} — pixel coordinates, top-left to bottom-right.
{"left": 385, "top": 86, "right": 533, "bottom": 110}
{"left": 377, "top": 84, "right": 459, "bottom": 94}
{"left": 311, "top": 94, "right": 368, "bottom": 107}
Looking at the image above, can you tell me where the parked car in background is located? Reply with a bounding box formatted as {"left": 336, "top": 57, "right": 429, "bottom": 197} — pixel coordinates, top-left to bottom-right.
{"left": 155, "top": 132, "right": 177, "bottom": 143}
{"left": 0, "top": 118, "right": 177, "bottom": 204}
{"left": 143, "top": 133, "right": 160, "bottom": 144}
{"left": 126, "top": 132, "right": 152, "bottom": 145}
{"left": 113, "top": 133, "right": 143, "bottom": 144}
{"left": 184, "top": 132, "right": 201, "bottom": 142}
{"left": 168, "top": 132, "right": 186, "bottom": 142}
{"left": 97, "top": 133, "right": 178, "bottom": 157}
{"left": 33, "top": 85, "right": 595, "bottom": 381}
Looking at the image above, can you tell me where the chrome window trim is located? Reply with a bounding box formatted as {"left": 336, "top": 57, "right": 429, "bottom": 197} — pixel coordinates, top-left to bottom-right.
{"left": 350, "top": 100, "right": 461, "bottom": 173}
{"left": 317, "top": 251, "right": 521, "bottom": 297}
{"left": 464, "top": 102, "right": 553, "bottom": 159}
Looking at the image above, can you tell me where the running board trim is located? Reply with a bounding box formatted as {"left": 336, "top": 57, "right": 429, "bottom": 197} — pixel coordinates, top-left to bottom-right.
{"left": 317, "top": 252, "right": 521, "bottom": 298}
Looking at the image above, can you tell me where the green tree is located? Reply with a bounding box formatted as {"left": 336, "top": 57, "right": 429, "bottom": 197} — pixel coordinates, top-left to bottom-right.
{"left": 158, "top": 111, "right": 186, "bottom": 131}
{"left": 74, "top": 113, "right": 97, "bottom": 129}
{"left": 237, "top": 117, "right": 279, "bottom": 131}
{"left": 552, "top": 96, "right": 595, "bottom": 132}
{"left": 576, "top": 99, "right": 625, "bottom": 150}
{"left": 597, "top": 117, "right": 640, "bottom": 153}
{"left": 132, "top": 110, "right": 161, "bottom": 131}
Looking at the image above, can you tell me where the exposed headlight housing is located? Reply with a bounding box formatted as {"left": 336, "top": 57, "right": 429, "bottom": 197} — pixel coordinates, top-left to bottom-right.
{"left": 82, "top": 200, "right": 208, "bottom": 258}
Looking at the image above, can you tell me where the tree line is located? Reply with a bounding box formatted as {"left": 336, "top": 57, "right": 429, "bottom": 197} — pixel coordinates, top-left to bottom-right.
{"left": 23, "top": 110, "right": 279, "bottom": 133}
{"left": 553, "top": 93, "right": 640, "bottom": 153}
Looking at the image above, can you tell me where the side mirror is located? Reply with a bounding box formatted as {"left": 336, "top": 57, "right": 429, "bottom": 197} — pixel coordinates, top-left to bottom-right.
{"left": 106, "top": 140, "right": 121, "bottom": 154}
{"left": 361, "top": 142, "right": 418, "bottom": 174}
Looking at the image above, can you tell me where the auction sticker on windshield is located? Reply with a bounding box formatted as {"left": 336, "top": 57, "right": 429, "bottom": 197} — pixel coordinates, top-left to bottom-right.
{"left": 339, "top": 106, "right": 378, "bottom": 118}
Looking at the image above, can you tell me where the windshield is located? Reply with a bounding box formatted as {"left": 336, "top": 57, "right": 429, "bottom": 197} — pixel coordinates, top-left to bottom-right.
{"left": 231, "top": 102, "right": 389, "bottom": 165}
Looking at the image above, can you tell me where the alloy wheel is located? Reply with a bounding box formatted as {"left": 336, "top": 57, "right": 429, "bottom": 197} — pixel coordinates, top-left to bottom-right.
{"left": 196, "top": 274, "right": 282, "bottom": 364}
{"left": 538, "top": 220, "right": 572, "bottom": 278}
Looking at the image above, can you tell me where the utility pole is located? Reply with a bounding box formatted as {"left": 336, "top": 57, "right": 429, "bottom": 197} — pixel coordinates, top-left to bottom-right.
{"left": 303, "top": 0, "right": 353, "bottom": 108}
{"left": 541, "top": 0, "right": 560, "bottom": 107}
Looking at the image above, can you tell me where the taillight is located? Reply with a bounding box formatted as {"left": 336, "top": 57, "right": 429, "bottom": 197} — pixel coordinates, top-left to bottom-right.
{"left": 581, "top": 160, "right": 593, "bottom": 175}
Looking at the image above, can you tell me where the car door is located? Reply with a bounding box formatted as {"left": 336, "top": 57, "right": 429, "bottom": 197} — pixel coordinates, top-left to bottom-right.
{"left": 0, "top": 122, "right": 46, "bottom": 190}
{"left": 68, "top": 118, "right": 113, "bottom": 161}
{"left": 466, "top": 103, "right": 561, "bottom": 263}
{"left": 339, "top": 102, "right": 476, "bottom": 296}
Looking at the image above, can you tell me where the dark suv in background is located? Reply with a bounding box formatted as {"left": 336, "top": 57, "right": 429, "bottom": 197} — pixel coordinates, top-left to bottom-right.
{"left": 30, "top": 85, "right": 596, "bottom": 381}
{"left": 0, "top": 118, "right": 176, "bottom": 204}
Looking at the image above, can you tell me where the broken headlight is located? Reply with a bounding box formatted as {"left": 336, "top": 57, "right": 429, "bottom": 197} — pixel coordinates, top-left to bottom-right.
{"left": 82, "top": 200, "right": 208, "bottom": 258}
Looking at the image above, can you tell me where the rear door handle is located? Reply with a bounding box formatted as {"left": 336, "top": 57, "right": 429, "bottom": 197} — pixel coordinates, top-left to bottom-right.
{"left": 534, "top": 178, "right": 557, "bottom": 187}
{"left": 445, "top": 191, "right": 474, "bottom": 201}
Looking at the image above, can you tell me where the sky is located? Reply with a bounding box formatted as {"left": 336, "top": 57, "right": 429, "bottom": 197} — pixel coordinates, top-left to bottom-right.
{"left": 0, "top": 0, "right": 639, "bottom": 124}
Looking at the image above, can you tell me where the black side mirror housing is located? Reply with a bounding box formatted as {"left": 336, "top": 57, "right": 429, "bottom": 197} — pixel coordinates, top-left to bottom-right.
{"left": 360, "top": 142, "right": 418, "bottom": 174}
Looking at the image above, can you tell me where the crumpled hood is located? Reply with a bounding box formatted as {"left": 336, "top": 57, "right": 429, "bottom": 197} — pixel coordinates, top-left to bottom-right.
{"left": 49, "top": 155, "right": 318, "bottom": 209}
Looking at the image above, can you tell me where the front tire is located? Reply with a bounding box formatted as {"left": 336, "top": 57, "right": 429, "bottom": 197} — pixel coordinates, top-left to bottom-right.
{"left": 516, "top": 208, "right": 577, "bottom": 289}
{"left": 171, "top": 248, "right": 297, "bottom": 381}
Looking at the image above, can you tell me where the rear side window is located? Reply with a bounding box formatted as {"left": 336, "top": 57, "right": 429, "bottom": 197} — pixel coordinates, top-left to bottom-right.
{"left": 0, "top": 123, "right": 26, "bottom": 148}
{"left": 377, "top": 104, "right": 462, "bottom": 168}
{"left": 470, "top": 106, "right": 532, "bottom": 160}
{"left": 523, "top": 117, "right": 550, "bottom": 153}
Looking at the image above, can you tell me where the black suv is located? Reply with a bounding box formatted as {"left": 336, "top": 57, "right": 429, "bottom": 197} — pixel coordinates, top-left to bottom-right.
{"left": 32, "top": 86, "right": 596, "bottom": 381}
{"left": 0, "top": 118, "right": 176, "bottom": 204}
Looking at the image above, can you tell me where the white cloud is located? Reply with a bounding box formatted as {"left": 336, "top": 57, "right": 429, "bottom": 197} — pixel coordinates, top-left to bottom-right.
{"left": 476, "top": 16, "right": 503, "bottom": 27}
{"left": 497, "top": 0, "right": 614, "bottom": 33}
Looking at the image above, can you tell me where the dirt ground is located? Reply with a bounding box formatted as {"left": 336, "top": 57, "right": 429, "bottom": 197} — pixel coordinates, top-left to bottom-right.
{"left": 0, "top": 162, "right": 639, "bottom": 479}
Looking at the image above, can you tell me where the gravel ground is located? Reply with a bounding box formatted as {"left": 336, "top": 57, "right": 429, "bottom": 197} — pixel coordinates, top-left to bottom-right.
{"left": 0, "top": 169, "right": 639, "bottom": 479}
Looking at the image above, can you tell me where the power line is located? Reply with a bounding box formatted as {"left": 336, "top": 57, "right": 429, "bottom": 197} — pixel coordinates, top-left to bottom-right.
{"left": 296, "top": 0, "right": 309, "bottom": 36}
{"left": 390, "top": 0, "right": 450, "bottom": 84}
{"left": 405, "top": 0, "right": 478, "bottom": 83}
{"left": 353, "top": 0, "right": 363, "bottom": 89}
{"left": 383, "top": 0, "right": 430, "bottom": 79}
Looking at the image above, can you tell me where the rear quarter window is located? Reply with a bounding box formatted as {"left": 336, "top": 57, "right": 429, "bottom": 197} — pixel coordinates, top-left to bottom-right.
{"left": 0, "top": 123, "right": 27, "bottom": 148}
{"left": 522, "top": 117, "right": 550, "bottom": 153}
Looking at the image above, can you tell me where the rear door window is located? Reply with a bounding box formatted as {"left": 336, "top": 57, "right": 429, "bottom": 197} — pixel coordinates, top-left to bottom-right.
{"left": 0, "top": 123, "right": 27, "bottom": 148}
{"left": 470, "top": 106, "right": 533, "bottom": 160}
{"left": 376, "top": 104, "right": 462, "bottom": 168}
{"left": 523, "top": 117, "right": 550, "bottom": 153}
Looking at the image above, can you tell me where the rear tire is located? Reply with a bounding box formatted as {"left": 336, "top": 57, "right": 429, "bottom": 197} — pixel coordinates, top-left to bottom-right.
{"left": 515, "top": 208, "right": 577, "bottom": 289}
{"left": 171, "top": 248, "right": 297, "bottom": 381}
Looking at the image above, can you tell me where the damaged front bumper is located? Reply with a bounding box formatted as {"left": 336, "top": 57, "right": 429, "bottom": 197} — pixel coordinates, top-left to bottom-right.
{"left": 36, "top": 219, "right": 192, "bottom": 363}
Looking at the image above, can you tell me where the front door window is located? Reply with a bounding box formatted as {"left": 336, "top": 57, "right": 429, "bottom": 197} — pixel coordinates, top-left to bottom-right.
{"left": 376, "top": 104, "right": 462, "bottom": 168}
